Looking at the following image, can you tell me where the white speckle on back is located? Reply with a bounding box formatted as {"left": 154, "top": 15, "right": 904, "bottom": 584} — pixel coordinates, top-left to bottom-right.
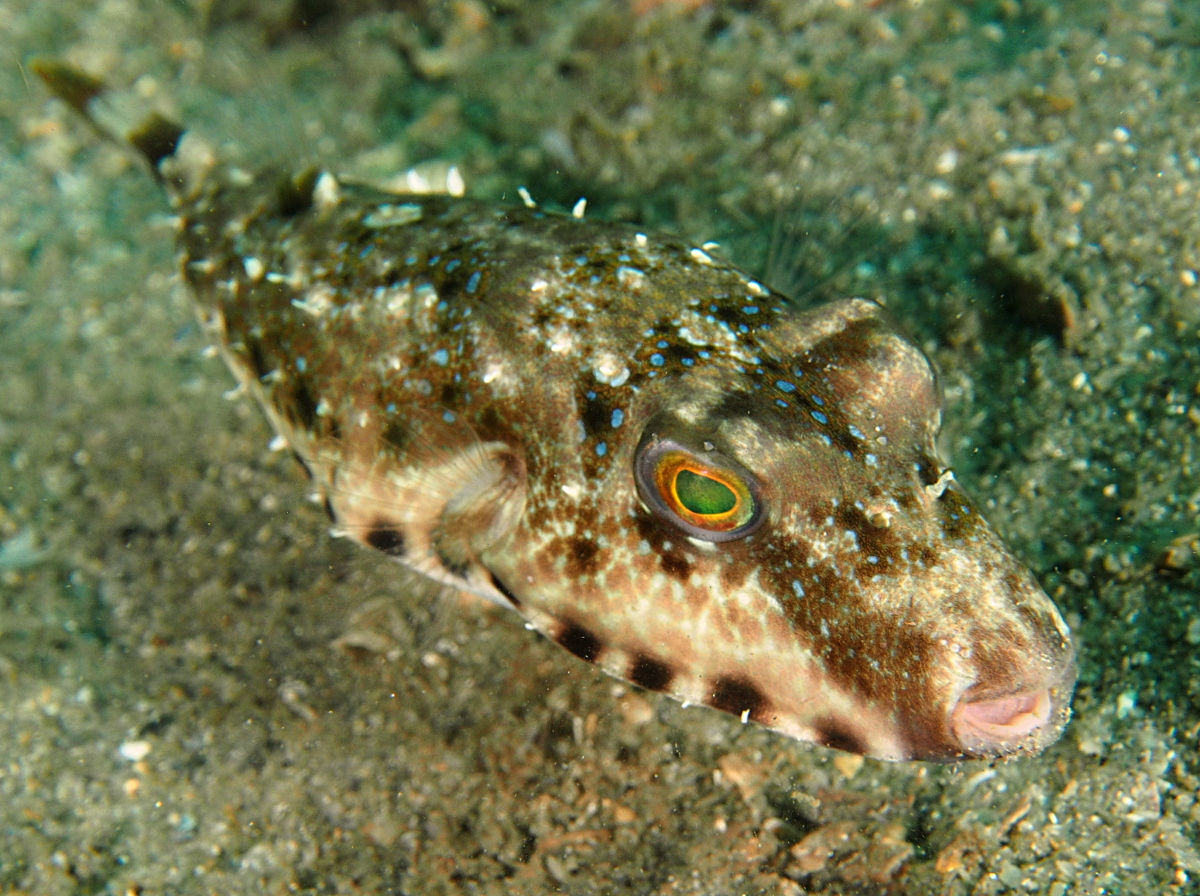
{"left": 314, "top": 171, "right": 341, "bottom": 210}
{"left": 243, "top": 256, "right": 265, "bottom": 282}
{"left": 291, "top": 285, "right": 334, "bottom": 317}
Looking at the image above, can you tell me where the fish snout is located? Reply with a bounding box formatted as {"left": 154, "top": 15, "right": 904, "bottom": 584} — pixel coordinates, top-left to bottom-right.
{"left": 950, "top": 649, "right": 1076, "bottom": 758}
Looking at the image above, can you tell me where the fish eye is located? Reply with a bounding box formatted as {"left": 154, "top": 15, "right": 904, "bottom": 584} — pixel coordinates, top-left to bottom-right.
{"left": 635, "top": 437, "right": 764, "bottom": 542}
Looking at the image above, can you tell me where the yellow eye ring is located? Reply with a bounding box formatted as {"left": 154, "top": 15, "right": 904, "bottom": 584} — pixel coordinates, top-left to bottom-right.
{"left": 635, "top": 438, "right": 764, "bottom": 542}
{"left": 654, "top": 452, "right": 753, "bottom": 532}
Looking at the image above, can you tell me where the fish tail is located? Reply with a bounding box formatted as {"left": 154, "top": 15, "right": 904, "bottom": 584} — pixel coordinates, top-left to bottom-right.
{"left": 30, "top": 58, "right": 185, "bottom": 187}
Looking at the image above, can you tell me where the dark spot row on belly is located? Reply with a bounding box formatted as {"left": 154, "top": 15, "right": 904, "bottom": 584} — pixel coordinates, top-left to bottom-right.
{"left": 707, "top": 675, "right": 770, "bottom": 724}
{"left": 555, "top": 620, "right": 604, "bottom": 663}
{"left": 552, "top": 623, "right": 680, "bottom": 696}
{"left": 628, "top": 655, "right": 674, "bottom": 692}
{"left": 365, "top": 522, "right": 406, "bottom": 557}
{"left": 813, "top": 720, "right": 868, "bottom": 755}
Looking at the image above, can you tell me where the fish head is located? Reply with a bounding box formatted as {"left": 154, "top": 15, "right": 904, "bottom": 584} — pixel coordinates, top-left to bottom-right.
{"left": 505, "top": 294, "right": 1075, "bottom": 761}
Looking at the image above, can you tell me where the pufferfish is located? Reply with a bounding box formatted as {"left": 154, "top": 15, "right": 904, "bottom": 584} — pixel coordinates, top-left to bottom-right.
{"left": 36, "top": 60, "right": 1075, "bottom": 762}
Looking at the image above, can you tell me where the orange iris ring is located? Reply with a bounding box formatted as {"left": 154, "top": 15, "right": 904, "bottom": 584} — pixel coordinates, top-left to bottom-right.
{"left": 652, "top": 451, "right": 754, "bottom": 533}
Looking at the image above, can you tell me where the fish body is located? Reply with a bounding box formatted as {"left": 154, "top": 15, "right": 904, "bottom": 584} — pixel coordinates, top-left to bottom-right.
{"left": 39, "top": 62, "right": 1076, "bottom": 761}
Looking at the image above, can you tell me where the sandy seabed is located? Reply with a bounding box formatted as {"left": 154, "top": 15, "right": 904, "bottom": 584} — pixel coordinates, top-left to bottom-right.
{"left": 1, "top": 1, "right": 1199, "bottom": 893}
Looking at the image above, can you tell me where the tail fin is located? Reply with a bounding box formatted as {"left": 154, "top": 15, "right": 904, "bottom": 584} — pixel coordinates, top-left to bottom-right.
{"left": 31, "top": 58, "right": 185, "bottom": 185}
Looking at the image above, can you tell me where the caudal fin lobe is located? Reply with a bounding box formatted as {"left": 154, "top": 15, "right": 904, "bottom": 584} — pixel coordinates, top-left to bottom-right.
{"left": 31, "top": 58, "right": 185, "bottom": 181}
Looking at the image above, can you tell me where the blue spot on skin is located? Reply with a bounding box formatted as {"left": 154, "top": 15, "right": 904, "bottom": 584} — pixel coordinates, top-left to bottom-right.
{"left": 432, "top": 349, "right": 449, "bottom": 365}
{"left": 466, "top": 271, "right": 481, "bottom": 293}
{"left": 865, "top": 454, "right": 878, "bottom": 466}
{"left": 443, "top": 411, "right": 456, "bottom": 423}
{"left": 430, "top": 255, "right": 440, "bottom": 266}
{"left": 792, "top": 580, "right": 805, "bottom": 597}
{"left": 575, "top": 255, "right": 589, "bottom": 266}
{"left": 776, "top": 399, "right": 789, "bottom": 408}
{"left": 744, "top": 305, "right": 759, "bottom": 314}
{"left": 682, "top": 358, "right": 694, "bottom": 367}
{"left": 699, "top": 351, "right": 711, "bottom": 359}
{"left": 587, "top": 391, "right": 596, "bottom": 400}
{"left": 406, "top": 254, "right": 418, "bottom": 265}
{"left": 848, "top": 424, "right": 865, "bottom": 439}
{"left": 596, "top": 442, "right": 608, "bottom": 456}
{"left": 386, "top": 403, "right": 396, "bottom": 413}
{"left": 657, "top": 340, "right": 668, "bottom": 348}
{"left": 776, "top": 380, "right": 796, "bottom": 393}
{"left": 296, "top": 357, "right": 307, "bottom": 372}
{"left": 812, "top": 394, "right": 826, "bottom": 406}
{"left": 650, "top": 353, "right": 665, "bottom": 366}
{"left": 611, "top": 409, "right": 624, "bottom": 427}
{"left": 792, "top": 368, "right": 805, "bottom": 378}
{"left": 812, "top": 410, "right": 828, "bottom": 424}
{"left": 445, "top": 259, "right": 460, "bottom": 273}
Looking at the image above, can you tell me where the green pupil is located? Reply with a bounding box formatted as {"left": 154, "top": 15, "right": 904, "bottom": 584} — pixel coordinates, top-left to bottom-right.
{"left": 675, "top": 469, "right": 737, "bottom": 516}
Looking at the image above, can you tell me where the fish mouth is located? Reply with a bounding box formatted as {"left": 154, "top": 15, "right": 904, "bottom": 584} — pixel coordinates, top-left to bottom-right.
{"left": 950, "top": 667, "right": 1075, "bottom": 758}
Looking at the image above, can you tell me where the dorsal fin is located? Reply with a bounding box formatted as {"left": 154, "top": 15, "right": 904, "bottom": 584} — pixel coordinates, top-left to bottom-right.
{"left": 30, "top": 58, "right": 185, "bottom": 186}
{"left": 28, "top": 59, "right": 104, "bottom": 115}
{"left": 127, "top": 111, "right": 186, "bottom": 171}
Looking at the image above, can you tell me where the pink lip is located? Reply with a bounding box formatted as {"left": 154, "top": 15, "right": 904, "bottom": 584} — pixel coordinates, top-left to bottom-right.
{"left": 952, "top": 687, "right": 1054, "bottom": 755}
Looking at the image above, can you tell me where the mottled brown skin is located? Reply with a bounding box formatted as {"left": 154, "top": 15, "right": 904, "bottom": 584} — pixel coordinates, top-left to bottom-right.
{"left": 163, "top": 156, "right": 1076, "bottom": 761}
{"left": 34, "top": 54, "right": 1078, "bottom": 759}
